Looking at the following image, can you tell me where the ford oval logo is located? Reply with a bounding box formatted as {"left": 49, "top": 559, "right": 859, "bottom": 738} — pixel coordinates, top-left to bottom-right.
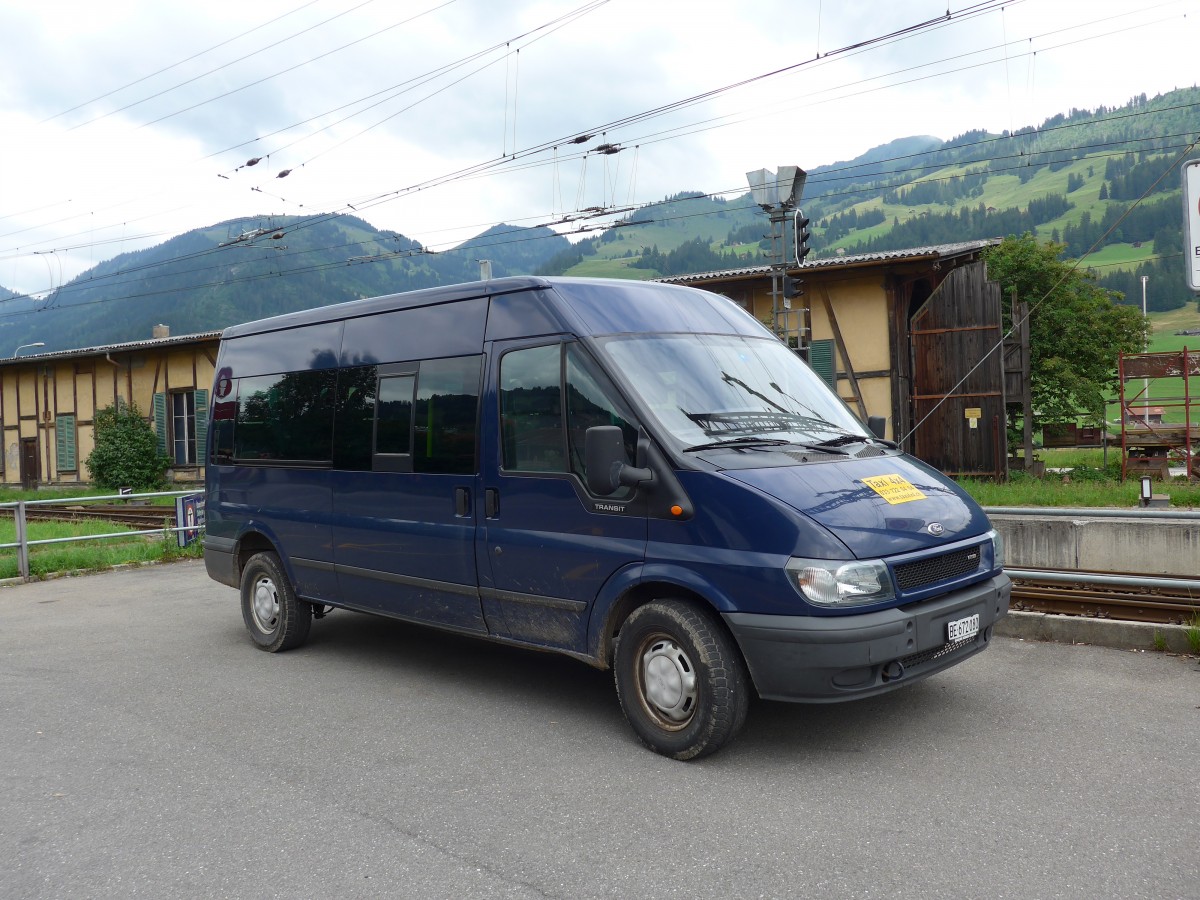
{"left": 927, "top": 522, "right": 945, "bottom": 536}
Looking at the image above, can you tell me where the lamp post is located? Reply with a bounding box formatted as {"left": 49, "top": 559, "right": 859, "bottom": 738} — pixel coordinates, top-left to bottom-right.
{"left": 1141, "top": 275, "right": 1149, "bottom": 424}
{"left": 746, "top": 166, "right": 807, "bottom": 349}
{"left": 12, "top": 342, "right": 44, "bottom": 358}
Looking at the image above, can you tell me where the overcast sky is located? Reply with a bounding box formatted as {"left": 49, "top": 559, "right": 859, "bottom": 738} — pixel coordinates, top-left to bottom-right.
{"left": 1, "top": 0, "right": 1196, "bottom": 297}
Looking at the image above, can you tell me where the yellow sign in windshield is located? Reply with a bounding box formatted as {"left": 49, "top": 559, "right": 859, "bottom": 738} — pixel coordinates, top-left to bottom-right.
{"left": 861, "top": 474, "right": 926, "bottom": 505}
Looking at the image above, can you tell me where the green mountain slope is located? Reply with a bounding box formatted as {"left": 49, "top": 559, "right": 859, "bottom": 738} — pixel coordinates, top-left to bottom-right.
{"left": 549, "top": 88, "right": 1199, "bottom": 312}
{"left": 0, "top": 216, "right": 569, "bottom": 352}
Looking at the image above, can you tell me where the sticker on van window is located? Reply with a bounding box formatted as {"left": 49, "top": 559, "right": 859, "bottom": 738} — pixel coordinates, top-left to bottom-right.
{"left": 861, "top": 474, "right": 926, "bottom": 505}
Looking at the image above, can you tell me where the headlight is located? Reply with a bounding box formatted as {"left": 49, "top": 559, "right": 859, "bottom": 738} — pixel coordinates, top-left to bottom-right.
{"left": 786, "top": 557, "right": 895, "bottom": 608}
{"left": 988, "top": 528, "right": 1005, "bottom": 569}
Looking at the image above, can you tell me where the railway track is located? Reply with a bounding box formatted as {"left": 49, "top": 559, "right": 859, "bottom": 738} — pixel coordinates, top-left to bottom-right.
{"left": 1009, "top": 573, "right": 1199, "bottom": 625}
{"left": 13, "top": 503, "right": 177, "bottom": 529}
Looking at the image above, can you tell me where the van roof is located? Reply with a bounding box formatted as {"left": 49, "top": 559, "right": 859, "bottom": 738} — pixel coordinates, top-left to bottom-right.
{"left": 220, "top": 276, "right": 555, "bottom": 339}
{"left": 219, "top": 276, "right": 717, "bottom": 340}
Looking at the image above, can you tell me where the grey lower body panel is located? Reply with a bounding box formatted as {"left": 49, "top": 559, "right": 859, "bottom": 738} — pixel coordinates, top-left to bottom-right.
{"left": 203, "top": 537, "right": 238, "bottom": 588}
{"left": 723, "top": 574, "right": 1012, "bottom": 702}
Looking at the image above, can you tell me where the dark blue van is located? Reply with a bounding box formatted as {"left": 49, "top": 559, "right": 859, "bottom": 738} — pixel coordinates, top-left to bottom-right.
{"left": 204, "top": 276, "right": 1010, "bottom": 759}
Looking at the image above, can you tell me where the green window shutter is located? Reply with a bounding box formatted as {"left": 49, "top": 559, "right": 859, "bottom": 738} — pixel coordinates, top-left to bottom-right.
{"left": 152, "top": 392, "right": 168, "bottom": 456}
{"left": 194, "top": 389, "right": 209, "bottom": 465}
{"left": 809, "top": 339, "right": 837, "bottom": 391}
{"left": 56, "top": 414, "right": 77, "bottom": 472}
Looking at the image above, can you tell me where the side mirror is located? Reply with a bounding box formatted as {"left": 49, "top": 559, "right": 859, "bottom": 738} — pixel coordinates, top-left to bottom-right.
{"left": 867, "top": 415, "right": 887, "bottom": 440}
{"left": 584, "top": 426, "right": 653, "bottom": 496}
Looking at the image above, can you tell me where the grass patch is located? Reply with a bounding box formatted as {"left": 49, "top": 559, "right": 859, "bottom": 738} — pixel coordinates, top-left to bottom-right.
{"left": 0, "top": 514, "right": 202, "bottom": 580}
{"left": 566, "top": 258, "right": 656, "bottom": 279}
{"left": 1080, "top": 242, "right": 1156, "bottom": 271}
{"left": 1187, "top": 613, "right": 1200, "bottom": 655}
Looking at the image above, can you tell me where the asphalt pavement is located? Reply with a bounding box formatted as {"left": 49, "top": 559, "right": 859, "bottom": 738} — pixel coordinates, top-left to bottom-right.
{"left": 2, "top": 561, "right": 1197, "bottom": 899}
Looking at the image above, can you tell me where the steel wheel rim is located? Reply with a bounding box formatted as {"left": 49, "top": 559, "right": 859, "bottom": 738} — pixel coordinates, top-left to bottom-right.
{"left": 251, "top": 575, "right": 280, "bottom": 634}
{"left": 636, "top": 633, "right": 698, "bottom": 730}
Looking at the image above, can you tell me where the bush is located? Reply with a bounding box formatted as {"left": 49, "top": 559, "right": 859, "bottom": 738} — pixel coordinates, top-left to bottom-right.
{"left": 85, "top": 400, "right": 170, "bottom": 490}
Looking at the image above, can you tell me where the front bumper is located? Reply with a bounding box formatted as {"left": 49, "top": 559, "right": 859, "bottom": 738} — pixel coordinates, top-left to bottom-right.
{"left": 723, "top": 573, "right": 1011, "bottom": 702}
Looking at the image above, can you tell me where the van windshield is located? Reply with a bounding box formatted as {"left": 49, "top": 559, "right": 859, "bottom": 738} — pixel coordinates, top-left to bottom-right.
{"left": 601, "top": 333, "right": 869, "bottom": 449}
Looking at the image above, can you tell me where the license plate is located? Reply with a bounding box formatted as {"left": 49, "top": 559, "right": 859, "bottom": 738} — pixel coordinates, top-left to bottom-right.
{"left": 947, "top": 613, "right": 980, "bottom": 642}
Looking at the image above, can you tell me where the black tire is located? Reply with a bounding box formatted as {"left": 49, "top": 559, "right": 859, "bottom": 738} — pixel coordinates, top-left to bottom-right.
{"left": 614, "top": 599, "right": 749, "bottom": 760}
{"left": 239, "top": 551, "right": 312, "bottom": 652}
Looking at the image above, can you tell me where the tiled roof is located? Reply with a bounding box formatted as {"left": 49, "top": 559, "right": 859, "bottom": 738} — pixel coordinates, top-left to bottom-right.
{"left": 656, "top": 239, "right": 1000, "bottom": 285}
{"left": 0, "top": 330, "right": 222, "bottom": 366}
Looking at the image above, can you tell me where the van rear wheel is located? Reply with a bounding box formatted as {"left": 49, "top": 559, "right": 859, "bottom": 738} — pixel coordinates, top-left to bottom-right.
{"left": 614, "top": 600, "right": 749, "bottom": 760}
{"left": 240, "top": 551, "right": 312, "bottom": 652}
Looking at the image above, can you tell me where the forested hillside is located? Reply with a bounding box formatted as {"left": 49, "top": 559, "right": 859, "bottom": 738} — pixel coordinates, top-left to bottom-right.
{"left": 542, "top": 87, "right": 1200, "bottom": 312}
{"left": 0, "top": 217, "right": 569, "bottom": 353}
{"left": 2, "top": 86, "right": 1196, "bottom": 351}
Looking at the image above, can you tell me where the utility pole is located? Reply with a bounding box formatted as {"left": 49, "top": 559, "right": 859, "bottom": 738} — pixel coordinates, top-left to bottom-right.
{"left": 746, "top": 166, "right": 807, "bottom": 353}
{"left": 1141, "top": 274, "right": 1150, "bottom": 423}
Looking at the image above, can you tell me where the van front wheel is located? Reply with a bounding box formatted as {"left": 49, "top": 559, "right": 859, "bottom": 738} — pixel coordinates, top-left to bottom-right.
{"left": 614, "top": 600, "right": 749, "bottom": 760}
{"left": 240, "top": 551, "right": 312, "bottom": 652}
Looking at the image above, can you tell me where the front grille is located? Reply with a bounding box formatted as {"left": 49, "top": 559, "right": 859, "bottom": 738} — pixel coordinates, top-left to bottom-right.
{"left": 892, "top": 544, "right": 983, "bottom": 591}
{"left": 900, "top": 636, "right": 976, "bottom": 669}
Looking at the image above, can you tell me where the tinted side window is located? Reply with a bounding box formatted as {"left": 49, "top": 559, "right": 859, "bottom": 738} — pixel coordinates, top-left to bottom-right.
{"left": 499, "top": 345, "right": 566, "bottom": 473}
{"left": 413, "top": 356, "right": 481, "bottom": 475}
{"left": 233, "top": 370, "right": 336, "bottom": 463}
{"left": 211, "top": 401, "right": 236, "bottom": 465}
{"left": 333, "top": 366, "right": 376, "bottom": 471}
{"left": 566, "top": 345, "right": 639, "bottom": 482}
{"left": 377, "top": 374, "right": 415, "bottom": 455}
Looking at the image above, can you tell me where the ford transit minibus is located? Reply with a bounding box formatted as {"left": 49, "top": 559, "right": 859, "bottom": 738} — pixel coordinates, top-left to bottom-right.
{"left": 204, "top": 276, "right": 1010, "bottom": 759}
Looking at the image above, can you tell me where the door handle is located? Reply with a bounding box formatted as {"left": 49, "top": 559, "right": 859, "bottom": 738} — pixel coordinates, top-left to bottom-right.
{"left": 454, "top": 486, "right": 470, "bottom": 517}
{"left": 485, "top": 488, "right": 499, "bottom": 518}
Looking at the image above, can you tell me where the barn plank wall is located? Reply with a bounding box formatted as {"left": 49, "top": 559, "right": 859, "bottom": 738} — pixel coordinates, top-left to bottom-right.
{"left": 909, "top": 262, "right": 1006, "bottom": 477}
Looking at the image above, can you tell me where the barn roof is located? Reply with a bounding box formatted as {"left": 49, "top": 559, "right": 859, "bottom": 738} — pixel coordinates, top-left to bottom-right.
{"left": 656, "top": 239, "right": 1000, "bottom": 285}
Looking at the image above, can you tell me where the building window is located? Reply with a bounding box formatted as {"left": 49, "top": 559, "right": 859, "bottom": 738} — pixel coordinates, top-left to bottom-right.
{"left": 155, "top": 389, "right": 210, "bottom": 467}
{"left": 172, "top": 391, "right": 196, "bottom": 465}
{"left": 808, "top": 339, "right": 837, "bottom": 391}
{"left": 56, "top": 414, "right": 77, "bottom": 472}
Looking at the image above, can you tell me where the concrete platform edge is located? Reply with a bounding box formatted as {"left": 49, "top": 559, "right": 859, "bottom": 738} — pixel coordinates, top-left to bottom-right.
{"left": 995, "top": 609, "right": 1198, "bottom": 655}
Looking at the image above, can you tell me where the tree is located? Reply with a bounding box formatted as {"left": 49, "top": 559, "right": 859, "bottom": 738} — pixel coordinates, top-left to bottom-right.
{"left": 85, "top": 400, "right": 171, "bottom": 490}
{"left": 983, "top": 234, "right": 1145, "bottom": 426}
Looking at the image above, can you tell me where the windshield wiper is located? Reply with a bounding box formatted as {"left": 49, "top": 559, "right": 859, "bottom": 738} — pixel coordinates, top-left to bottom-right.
{"left": 811, "top": 433, "right": 871, "bottom": 449}
{"left": 812, "top": 433, "right": 899, "bottom": 451}
{"left": 683, "top": 437, "right": 794, "bottom": 452}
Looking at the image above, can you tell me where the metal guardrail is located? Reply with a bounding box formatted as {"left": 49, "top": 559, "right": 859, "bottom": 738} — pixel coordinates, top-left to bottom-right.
{"left": 984, "top": 505, "right": 1200, "bottom": 521}
{"left": 1005, "top": 567, "right": 1200, "bottom": 593}
{"left": 0, "top": 491, "right": 204, "bottom": 582}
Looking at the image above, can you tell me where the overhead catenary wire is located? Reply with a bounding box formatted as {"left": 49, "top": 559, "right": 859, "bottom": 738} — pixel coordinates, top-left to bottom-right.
{"left": 2, "top": 113, "right": 1192, "bottom": 303}
{"left": 7, "top": 0, "right": 615, "bottom": 257}
{"left": 0, "top": 0, "right": 1186, "bottom": 300}
{"left": 6, "top": 69, "right": 1195, "bottom": 274}
{"left": 7, "top": 0, "right": 1174, "bottom": 253}
{"left": 42, "top": 0, "right": 328, "bottom": 125}
{"left": 133, "top": 0, "right": 459, "bottom": 131}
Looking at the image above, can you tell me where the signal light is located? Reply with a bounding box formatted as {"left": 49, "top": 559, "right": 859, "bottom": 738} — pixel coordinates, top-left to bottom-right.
{"left": 783, "top": 276, "right": 804, "bottom": 299}
{"left": 795, "top": 210, "right": 812, "bottom": 263}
